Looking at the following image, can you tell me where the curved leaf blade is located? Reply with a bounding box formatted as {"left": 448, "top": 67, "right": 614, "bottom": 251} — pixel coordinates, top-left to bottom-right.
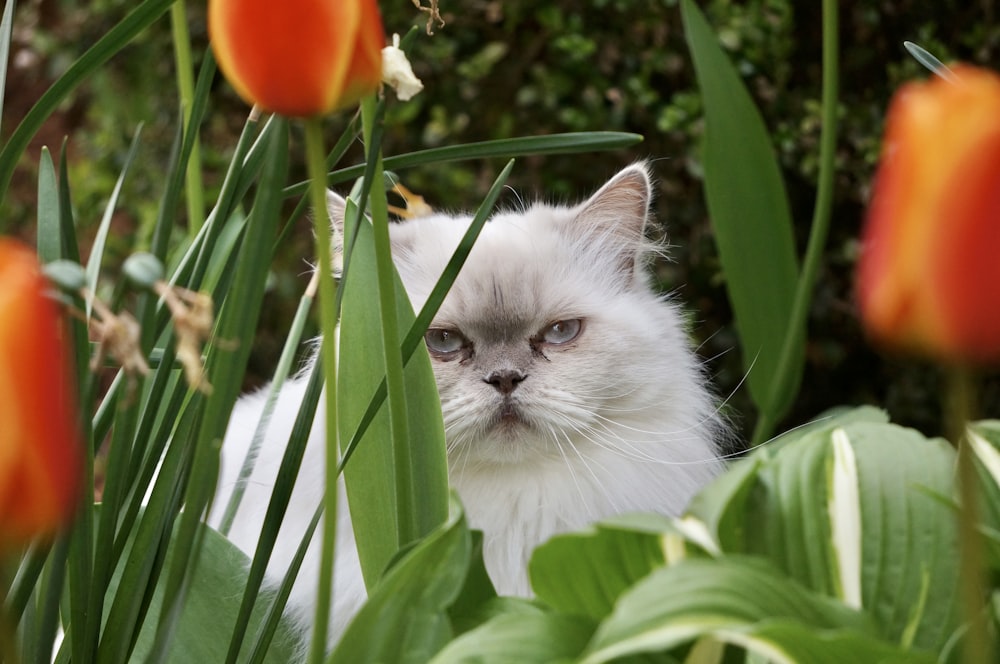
{"left": 680, "top": 0, "right": 802, "bottom": 423}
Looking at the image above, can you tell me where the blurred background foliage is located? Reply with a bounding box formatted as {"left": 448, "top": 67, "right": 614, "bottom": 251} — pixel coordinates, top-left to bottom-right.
{"left": 2, "top": 0, "right": 997, "bottom": 443}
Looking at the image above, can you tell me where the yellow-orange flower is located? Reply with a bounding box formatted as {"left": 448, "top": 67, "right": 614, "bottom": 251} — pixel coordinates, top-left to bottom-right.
{"left": 0, "top": 238, "right": 81, "bottom": 546}
{"left": 858, "top": 65, "right": 1000, "bottom": 364}
{"left": 209, "top": 0, "right": 384, "bottom": 117}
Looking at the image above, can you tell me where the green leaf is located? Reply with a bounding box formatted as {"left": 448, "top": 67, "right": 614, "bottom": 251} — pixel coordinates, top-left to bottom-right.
{"left": 529, "top": 519, "right": 666, "bottom": 621}
{"left": 84, "top": 125, "right": 142, "bottom": 317}
{"left": 680, "top": 418, "right": 961, "bottom": 653}
{"left": 680, "top": 0, "right": 801, "bottom": 425}
{"left": 283, "top": 132, "right": 643, "bottom": 198}
{"left": 36, "top": 147, "right": 60, "bottom": 263}
{"left": 0, "top": 0, "right": 176, "bottom": 208}
{"left": 431, "top": 611, "right": 593, "bottom": 664}
{"left": 328, "top": 495, "right": 472, "bottom": 664}
{"left": 117, "top": 515, "right": 299, "bottom": 663}
{"left": 338, "top": 202, "right": 450, "bottom": 586}
{"left": 0, "top": 0, "right": 15, "bottom": 137}
{"left": 580, "top": 557, "right": 914, "bottom": 664}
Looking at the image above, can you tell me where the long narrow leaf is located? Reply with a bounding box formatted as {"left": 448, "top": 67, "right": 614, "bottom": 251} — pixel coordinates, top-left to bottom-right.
{"left": 84, "top": 125, "right": 142, "bottom": 317}
{"left": 283, "top": 132, "right": 641, "bottom": 197}
{"left": 0, "top": 0, "right": 175, "bottom": 207}
{"left": 681, "top": 0, "right": 801, "bottom": 428}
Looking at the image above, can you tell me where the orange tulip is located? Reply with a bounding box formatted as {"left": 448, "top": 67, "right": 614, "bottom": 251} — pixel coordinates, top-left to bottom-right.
{"left": 857, "top": 65, "right": 1000, "bottom": 364}
{"left": 209, "top": 0, "right": 384, "bottom": 117}
{"left": 0, "top": 238, "right": 81, "bottom": 546}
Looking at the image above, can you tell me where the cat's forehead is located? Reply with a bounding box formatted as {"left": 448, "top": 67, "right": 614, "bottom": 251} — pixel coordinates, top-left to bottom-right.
{"left": 391, "top": 208, "right": 595, "bottom": 331}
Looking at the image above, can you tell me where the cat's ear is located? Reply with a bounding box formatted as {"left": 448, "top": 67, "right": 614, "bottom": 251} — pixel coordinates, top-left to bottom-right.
{"left": 572, "top": 162, "right": 652, "bottom": 279}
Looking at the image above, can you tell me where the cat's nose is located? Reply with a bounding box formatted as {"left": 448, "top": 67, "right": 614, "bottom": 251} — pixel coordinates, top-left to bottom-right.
{"left": 484, "top": 369, "right": 526, "bottom": 394}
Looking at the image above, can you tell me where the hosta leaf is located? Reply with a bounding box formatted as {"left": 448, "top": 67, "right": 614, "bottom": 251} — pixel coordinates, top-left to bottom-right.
{"left": 581, "top": 556, "right": 904, "bottom": 663}
{"left": 528, "top": 515, "right": 669, "bottom": 621}
{"left": 328, "top": 496, "right": 471, "bottom": 664}
{"left": 681, "top": 413, "right": 960, "bottom": 653}
{"left": 430, "top": 610, "right": 592, "bottom": 664}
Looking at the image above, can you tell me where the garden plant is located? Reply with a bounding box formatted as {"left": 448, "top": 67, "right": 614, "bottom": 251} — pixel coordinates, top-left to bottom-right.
{"left": 1, "top": 0, "right": 999, "bottom": 663}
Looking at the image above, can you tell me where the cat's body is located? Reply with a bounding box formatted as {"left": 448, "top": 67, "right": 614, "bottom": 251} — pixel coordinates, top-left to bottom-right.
{"left": 209, "top": 164, "right": 726, "bottom": 650}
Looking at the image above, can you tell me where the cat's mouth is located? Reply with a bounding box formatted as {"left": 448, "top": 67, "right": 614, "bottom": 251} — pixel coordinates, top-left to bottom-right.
{"left": 492, "top": 400, "right": 529, "bottom": 430}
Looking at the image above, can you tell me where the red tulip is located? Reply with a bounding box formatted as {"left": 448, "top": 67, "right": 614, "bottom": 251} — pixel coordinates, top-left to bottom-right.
{"left": 858, "top": 65, "right": 1000, "bottom": 364}
{"left": 0, "top": 239, "right": 81, "bottom": 546}
{"left": 209, "top": 0, "right": 384, "bottom": 117}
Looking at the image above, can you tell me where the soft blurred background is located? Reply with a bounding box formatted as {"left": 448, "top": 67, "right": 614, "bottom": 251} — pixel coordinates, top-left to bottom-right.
{"left": 2, "top": 0, "right": 997, "bottom": 444}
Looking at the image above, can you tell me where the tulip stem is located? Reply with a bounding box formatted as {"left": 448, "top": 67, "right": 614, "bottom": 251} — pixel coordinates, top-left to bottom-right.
{"left": 947, "top": 365, "right": 992, "bottom": 664}
{"left": 303, "top": 116, "right": 339, "bottom": 664}
{"left": 360, "top": 96, "right": 418, "bottom": 548}
{"left": 752, "top": 0, "right": 839, "bottom": 447}
{"left": 169, "top": 0, "right": 205, "bottom": 236}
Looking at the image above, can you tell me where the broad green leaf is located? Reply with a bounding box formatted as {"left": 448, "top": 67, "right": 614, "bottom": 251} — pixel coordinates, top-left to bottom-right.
{"left": 338, "top": 201, "right": 450, "bottom": 587}
{"left": 681, "top": 417, "right": 960, "bottom": 653}
{"left": 329, "top": 496, "right": 471, "bottom": 664}
{"left": 581, "top": 556, "right": 887, "bottom": 663}
{"left": 680, "top": 0, "right": 802, "bottom": 425}
{"left": 529, "top": 518, "right": 667, "bottom": 621}
{"left": 430, "top": 611, "right": 593, "bottom": 664}
{"left": 120, "top": 517, "right": 299, "bottom": 663}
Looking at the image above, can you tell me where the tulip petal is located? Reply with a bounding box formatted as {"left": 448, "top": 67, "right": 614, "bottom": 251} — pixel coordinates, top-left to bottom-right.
{"left": 209, "top": 0, "right": 383, "bottom": 117}
{"left": 0, "top": 239, "right": 80, "bottom": 545}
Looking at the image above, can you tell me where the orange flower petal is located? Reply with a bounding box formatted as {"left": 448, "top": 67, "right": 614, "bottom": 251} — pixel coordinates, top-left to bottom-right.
{"left": 209, "top": 0, "right": 384, "bottom": 117}
{"left": 858, "top": 65, "right": 1000, "bottom": 364}
{"left": 0, "top": 238, "right": 81, "bottom": 546}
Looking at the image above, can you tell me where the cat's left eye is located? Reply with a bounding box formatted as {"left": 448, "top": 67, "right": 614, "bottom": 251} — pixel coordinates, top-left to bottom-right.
{"left": 540, "top": 319, "right": 583, "bottom": 345}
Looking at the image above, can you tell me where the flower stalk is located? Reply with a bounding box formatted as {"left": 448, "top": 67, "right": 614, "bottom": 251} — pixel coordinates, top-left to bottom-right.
{"left": 947, "top": 367, "right": 992, "bottom": 664}
{"left": 304, "top": 115, "right": 339, "bottom": 664}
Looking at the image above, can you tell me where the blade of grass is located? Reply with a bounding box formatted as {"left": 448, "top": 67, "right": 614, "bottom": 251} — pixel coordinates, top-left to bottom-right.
{"left": 0, "top": 0, "right": 15, "bottom": 136}
{"left": 282, "top": 132, "right": 643, "bottom": 197}
{"left": 223, "top": 359, "right": 324, "bottom": 664}
{"left": 35, "top": 147, "right": 60, "bottom": 262}
{"left": 0, "top": 0, "right": 175, "bottom": 208}
{"left": 84, "top": 125, "right": 142, "bottom": 318}
{"left": 169, "top": 0, "right": 205, "bottom": 237}
{"left": 148, "top": 118, "right": 290, "bottom": 663}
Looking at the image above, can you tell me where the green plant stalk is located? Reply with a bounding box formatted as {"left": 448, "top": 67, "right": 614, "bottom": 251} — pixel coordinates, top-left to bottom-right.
{"left": 947, "top": 367, "right": 992, "bottom": 664}
{"left": 751, "top": 0, "right": 839, "bottom": 447}
{"left": 360, "top": 95, "right": 417, "bottom": 547}
{"left": 169, "top": 0, "right": 206, "bottom": 236}
{"left": 305, "top": 116, "right": 339, "bottom": 664}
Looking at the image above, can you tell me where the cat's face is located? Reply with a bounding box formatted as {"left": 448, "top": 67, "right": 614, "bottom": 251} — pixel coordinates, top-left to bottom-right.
{"left": 332, "top": 165, "right": 700, "bottom": 468}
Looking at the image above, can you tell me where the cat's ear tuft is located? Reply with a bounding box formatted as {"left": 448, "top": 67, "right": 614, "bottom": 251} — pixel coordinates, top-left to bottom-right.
{"left": 573, "top": 162, "right": 653, "bottom": 280}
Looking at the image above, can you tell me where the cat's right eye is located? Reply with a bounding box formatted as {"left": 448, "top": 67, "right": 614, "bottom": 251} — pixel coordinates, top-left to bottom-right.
{"left": 425, "top": 328, "right": 469, "bottom": 359}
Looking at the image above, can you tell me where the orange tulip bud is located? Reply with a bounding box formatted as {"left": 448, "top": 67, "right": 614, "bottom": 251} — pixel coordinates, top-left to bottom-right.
{"left": 0, "top": 239, "right": 81, "bottom": 547}
{"left": 209, "top": 0, "right": 384, "bottom": 117}
{"left": 858, "top": 65, "right": 1000, "bottom": 364}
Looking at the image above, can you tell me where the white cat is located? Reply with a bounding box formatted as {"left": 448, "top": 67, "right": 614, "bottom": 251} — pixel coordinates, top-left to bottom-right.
{"left": 209, "top": 163, "right": 727, "bottom": 651}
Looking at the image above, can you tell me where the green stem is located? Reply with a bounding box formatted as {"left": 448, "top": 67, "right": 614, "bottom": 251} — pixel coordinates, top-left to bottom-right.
{"left": 304, "top": 117, "right": 339, "bottom": 664}
{"left": 947, "top": 366, "right": 992, "bottom": 664}
{"left": 168, "top": 0, "right": 205, "bottom": 235}
{"left": 751, "top": 0, "right": 839, "bottom": 447}
{"left": 360, "top": 96, "right": 417, "bottom": 547}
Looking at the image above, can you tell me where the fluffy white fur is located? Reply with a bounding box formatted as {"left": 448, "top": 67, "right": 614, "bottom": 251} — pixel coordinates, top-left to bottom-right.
{"left": 209, "top": 163, "right": 726, "bottom": 652}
